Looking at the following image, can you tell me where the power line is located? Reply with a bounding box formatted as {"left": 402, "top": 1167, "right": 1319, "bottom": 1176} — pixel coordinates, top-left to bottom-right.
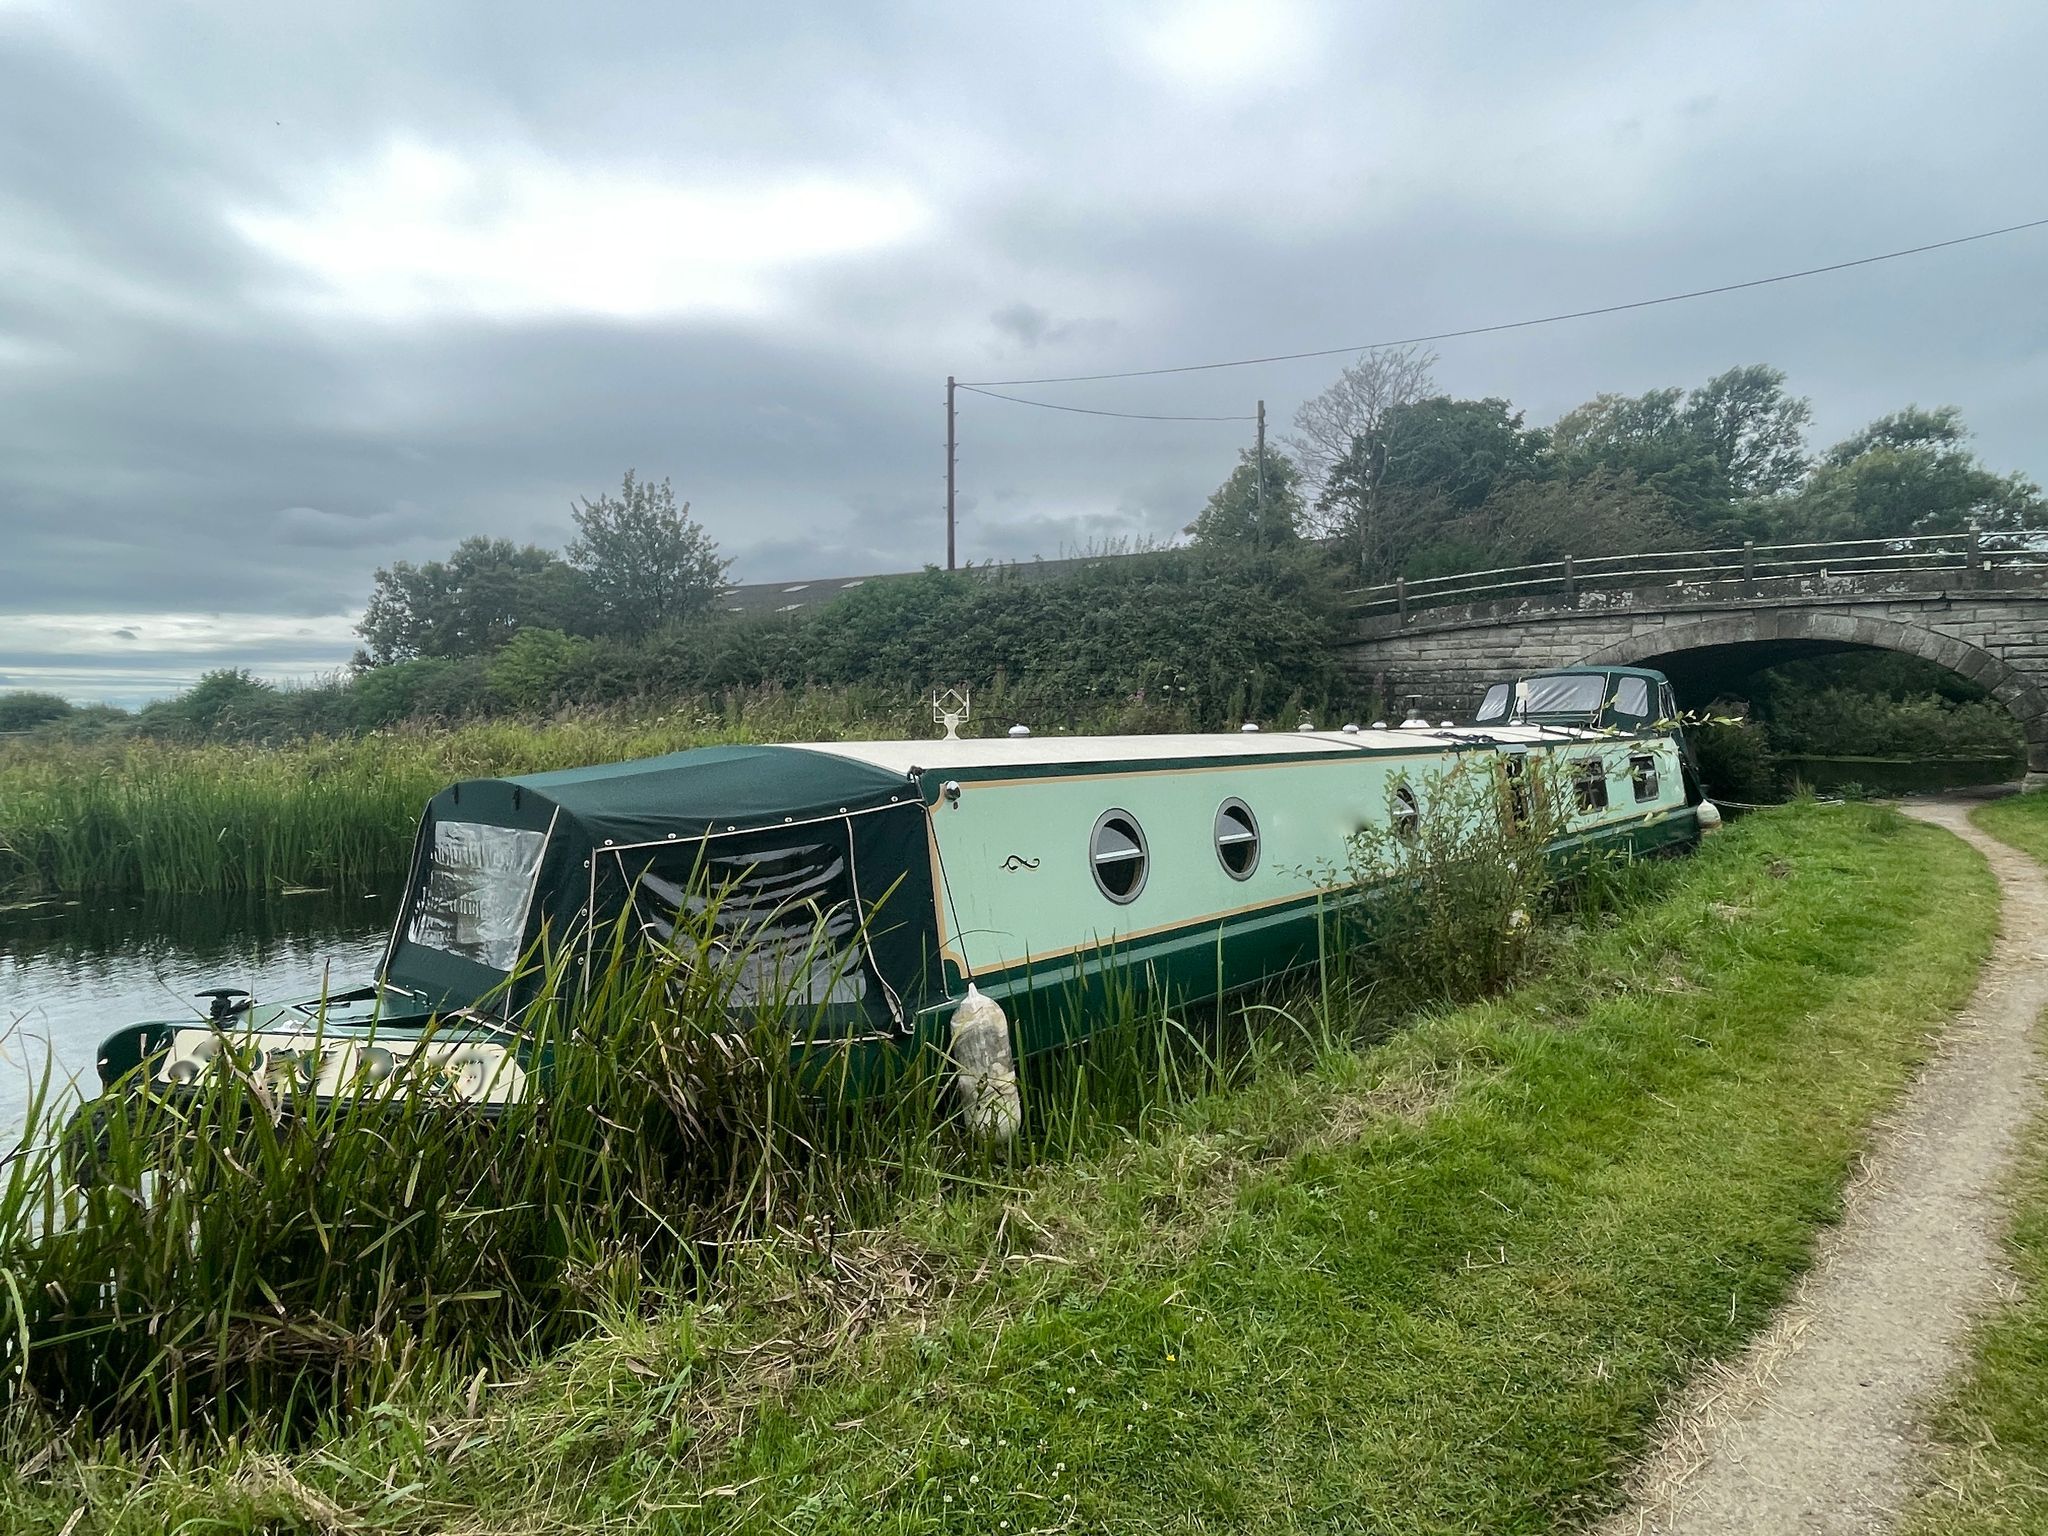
{"left": 955, "top": 383, "right": 1254, "bottom": 421}
{"left": 960, "top": 216, "right": 2048, "bottom": 388}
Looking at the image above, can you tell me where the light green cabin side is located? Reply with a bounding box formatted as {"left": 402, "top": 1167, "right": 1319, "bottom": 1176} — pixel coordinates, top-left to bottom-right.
{"left": 925, "top": 732, "right": 1691, "bottom": 993}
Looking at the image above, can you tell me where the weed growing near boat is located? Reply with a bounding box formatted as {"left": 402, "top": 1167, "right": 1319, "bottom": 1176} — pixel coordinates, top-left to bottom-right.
{"left": 1343, "top": 751, "right": 1591, "bottom": 1005}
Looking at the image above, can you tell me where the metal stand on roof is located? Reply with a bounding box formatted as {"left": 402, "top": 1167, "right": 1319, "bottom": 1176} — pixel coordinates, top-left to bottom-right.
{"left": 932, "top": 687, "right": 971, "bottom": 741}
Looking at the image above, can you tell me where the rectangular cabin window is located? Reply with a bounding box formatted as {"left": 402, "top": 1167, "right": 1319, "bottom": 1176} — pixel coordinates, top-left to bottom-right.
{"left": 1612, "top": 676, "right": 1650, "bottom": 720}
{"left": 1476, "top": 683, "right": 1510, "bottom": 722}
{"left": 625, "top": 833, "right": 871, "bottom": 1012}
{"left": 1631, "top": 754, "right": 1661, "bottom": 803}
{"left": 405, "top": 821, "right": 547, "bottom": 973}
{"left": 1574, "top": 760, "right": 1610, "bottom": 812}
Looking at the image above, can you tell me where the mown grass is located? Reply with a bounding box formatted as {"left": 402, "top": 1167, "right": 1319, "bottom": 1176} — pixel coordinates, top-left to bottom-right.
{"left": 1901, "top": 791, "right": 2048, "bottom": 1536}
{"left": 0, "top": 803, "right": 1996, "bottom": 1533}
{"left": 0, "top": 686, "right": 927, "bottom": 896}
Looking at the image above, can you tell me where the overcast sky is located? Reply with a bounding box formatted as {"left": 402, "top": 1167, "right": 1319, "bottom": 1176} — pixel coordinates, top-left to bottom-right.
{"left": 2, "top": 0, "right": 2044, "bottom": 705}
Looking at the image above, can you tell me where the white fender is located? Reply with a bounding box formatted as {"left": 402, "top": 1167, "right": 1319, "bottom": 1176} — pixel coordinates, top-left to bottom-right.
{"left": 948, "top": 985, "right": 1022, "bottom": 1141}
{"left": 1696, "top": 799, "right": 1724, "bottom": 834}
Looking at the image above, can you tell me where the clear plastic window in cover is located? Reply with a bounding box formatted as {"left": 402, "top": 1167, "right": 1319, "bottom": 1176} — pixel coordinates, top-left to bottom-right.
{"left": 405, "top": 822, "right": 548, "bottom": 972}
{"left": 1515, "top": 673, "right": 1604, "bottom": 716}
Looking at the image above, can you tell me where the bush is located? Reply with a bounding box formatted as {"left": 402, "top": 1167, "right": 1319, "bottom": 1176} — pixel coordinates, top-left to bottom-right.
{"left": 1343, "top": 754, "right": 1575, "bottom": 1005}
{"left": 0, "top": 692, "right": 74, "bottom": 733}
{"left": 109, "top": 545, "right": 1365, "bottom": 743}
{"left": 1692, "top": 718, "right": 1779, "bottom": 803}
{"left": 486, "top": 628, "right": 593, "bottom": 711}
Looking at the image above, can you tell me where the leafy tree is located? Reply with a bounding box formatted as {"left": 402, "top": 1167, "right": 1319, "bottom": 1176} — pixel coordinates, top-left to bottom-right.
{"left": 356, "top": 539, "right": 589, "bottom": 664}
{"left": 1782, "top": 406, "right": 2045, "bottom": 539}
{"left": 1683, "top": 364, "right": 1812, "bottom": 498}
{"left": 1186, "top": 446, "right": 1304, "bottom": 549}
{"left": 1448, "top": 467, "right": 1682, "bottom": 567}
{"left": 1550, "top": 365, "right": 1812, "bottom": 541}
{"left": 1375, "top": 396, "right": 1547, "bottom": 511}
{"left": 1550, "top": 386, "right": 1727, "bottom": 532}
{"left": 568, "top": 471, "right": 729, "bottom": 640}
{"left": 347, "top": 658, "right": 462, "bottom": 729}
{"left": 0, "top": 692, "right": 74, "bottom": 733}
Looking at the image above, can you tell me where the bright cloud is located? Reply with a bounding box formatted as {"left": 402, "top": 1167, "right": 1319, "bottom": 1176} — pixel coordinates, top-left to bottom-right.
{"left": 229, "top": 138, "right": 932, "bottom": 324}
{"left": 1130, "top": 0, "right": 1321, "bottom": 93}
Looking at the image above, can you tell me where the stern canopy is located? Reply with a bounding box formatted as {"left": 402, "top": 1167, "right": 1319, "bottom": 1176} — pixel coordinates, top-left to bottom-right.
{"left": 1473, "top": 666, "right": 1677, "bottom": 732}
{"left": 380, "top": 744, "right": 942, "bottom": 1032}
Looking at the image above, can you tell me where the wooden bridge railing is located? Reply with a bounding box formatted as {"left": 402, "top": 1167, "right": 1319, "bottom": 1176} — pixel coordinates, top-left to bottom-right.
{"left": 1346, "top": 530, "right": 2048, "bottom": 621}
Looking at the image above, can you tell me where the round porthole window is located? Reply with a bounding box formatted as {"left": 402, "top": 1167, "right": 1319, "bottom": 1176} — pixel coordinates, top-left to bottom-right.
{"left": 1391, "top": 782, "right": 1421, "bottom": 844}
{"left": 1089, "top": 809, "right": 1149, "bottom": 904}
{"left": 1214, "top": 798, "right": 1259, "bottom": 880}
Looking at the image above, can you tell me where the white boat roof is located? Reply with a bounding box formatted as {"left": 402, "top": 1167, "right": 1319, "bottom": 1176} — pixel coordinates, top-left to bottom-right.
{"left": 794, "top": 723, "right": 1595, "bottom": 776}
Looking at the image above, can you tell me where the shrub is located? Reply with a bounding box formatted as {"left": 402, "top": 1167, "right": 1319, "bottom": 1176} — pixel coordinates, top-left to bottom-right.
{"left": 1692, "top": 718, "right": 1779, "bottom": 803}
{"left": 1343, "top": 753, "right": 1576, "bottom": 1006}
{"left": 0, "top": 692, "right": 74, "bottom": 733}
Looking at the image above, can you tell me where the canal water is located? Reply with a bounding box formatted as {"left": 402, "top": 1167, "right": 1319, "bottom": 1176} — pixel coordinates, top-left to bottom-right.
{"left": 0, "top": 891, "right": 399, "bottom": 1131}
{"left": 1776, "top": 755, "right": 2023, "bottom": 797}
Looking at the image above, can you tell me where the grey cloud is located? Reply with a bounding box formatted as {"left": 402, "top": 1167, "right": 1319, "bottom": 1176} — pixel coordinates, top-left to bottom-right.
{"left": 988, "top": 302, "right": 1120, "bottom": 353}
{"left": 1, "top": 1, "right": 2045, "bottom": 702}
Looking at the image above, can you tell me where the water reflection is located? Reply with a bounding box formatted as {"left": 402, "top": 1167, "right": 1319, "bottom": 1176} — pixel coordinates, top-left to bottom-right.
{"left": 0, "top": 890, "right": 399, "bottom": 1129}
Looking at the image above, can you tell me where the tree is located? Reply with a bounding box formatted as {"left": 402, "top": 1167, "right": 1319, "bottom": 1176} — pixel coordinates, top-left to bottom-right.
{"left": 1549, "top": 386, "right": 1724, "bottom": 528}
{"left": 1287, "top": 346, "right": 1437, "bottom": 555}
{"left": 1682, "top": 364, "right": 1812, "bottom": 498}
{"left": 356, "top": 538, "right": 589, "bottom": 664}
{"left": 1781, "top": 406, "right": 2045, "bottom": 540}
{"left": 1549, "top": 365, "right": 1813, "bottom": 542}
{"left": 1185, "top": 446, "right": 1305, "bottom": 549}
{"left": 568, "top": 471, "right": 729, "bottom": 640}
{"left": 1375, "top": 396, "right": 1548, "bottom": 511}
{"left": 1452, "top": 467, "right": 1683, "bottom": 567}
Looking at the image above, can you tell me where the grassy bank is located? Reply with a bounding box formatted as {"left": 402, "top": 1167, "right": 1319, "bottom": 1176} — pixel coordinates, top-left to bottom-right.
{"left": 0, "top": 803, "right": 1996, "bottom": 1532}
{"left": 1903, "top": 792, "right": 2048, "bottom": 1536}
{"left": 0, "top": 687, "right": 925, "bottom": 896}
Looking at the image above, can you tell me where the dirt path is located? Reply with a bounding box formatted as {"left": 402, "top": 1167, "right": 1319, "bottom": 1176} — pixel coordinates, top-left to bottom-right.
{"left": 1601, "top": 798, "right": 2048, "bottom": 1535}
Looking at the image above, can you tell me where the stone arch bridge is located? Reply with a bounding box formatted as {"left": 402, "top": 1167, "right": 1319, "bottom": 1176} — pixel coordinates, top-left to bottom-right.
{"left": 1339, "top": 533, "right": 2048, "bottom": 776}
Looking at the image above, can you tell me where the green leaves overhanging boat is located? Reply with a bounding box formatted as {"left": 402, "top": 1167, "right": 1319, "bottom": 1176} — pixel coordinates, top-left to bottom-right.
{"left": 87, "top": 666, "right": 1713, "bottom": 1126}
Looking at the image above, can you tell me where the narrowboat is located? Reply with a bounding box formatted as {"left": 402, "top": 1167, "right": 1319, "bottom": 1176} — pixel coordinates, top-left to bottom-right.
{"left": 87, "top": 666, "right": 1710, "bottom": 1120}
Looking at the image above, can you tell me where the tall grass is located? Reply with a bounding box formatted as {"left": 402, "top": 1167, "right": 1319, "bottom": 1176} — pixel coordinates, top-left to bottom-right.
{"left": 0, "top": 683, "right": 1256, "bottom": 898}
{"left": 0, "top": 914, "right": 1305, "bottom": 1445}
{"left": 0, "top": 686, "right": 928, "bottom": 897}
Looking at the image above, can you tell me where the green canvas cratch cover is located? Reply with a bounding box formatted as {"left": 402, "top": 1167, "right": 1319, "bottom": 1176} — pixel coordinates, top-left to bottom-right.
{"left": 379, "top": 744, "right": 942, "bottom": 1033}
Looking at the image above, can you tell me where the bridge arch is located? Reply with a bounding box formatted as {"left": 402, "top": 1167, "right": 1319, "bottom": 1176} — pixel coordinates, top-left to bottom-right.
{"left": 1578, "top": 611, "right": 2048, "bottom": 775}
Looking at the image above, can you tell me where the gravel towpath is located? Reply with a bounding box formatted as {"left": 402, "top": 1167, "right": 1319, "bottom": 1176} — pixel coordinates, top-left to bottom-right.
{"left": 1601, "top": 798, "right": 2048, "bottom": 1535}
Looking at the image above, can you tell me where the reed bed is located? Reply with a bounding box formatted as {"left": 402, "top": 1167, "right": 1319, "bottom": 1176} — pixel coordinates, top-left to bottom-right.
{"left": 0, "top": 686, "right": 929, "bottom": 897}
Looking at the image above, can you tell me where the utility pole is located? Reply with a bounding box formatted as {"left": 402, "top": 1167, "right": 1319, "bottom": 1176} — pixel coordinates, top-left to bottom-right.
{"left": 1255, "top": 399, "right": 1266, "bottom": 519}
{"left": 945, "top": 375, "right": 958, "bottom": 571}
